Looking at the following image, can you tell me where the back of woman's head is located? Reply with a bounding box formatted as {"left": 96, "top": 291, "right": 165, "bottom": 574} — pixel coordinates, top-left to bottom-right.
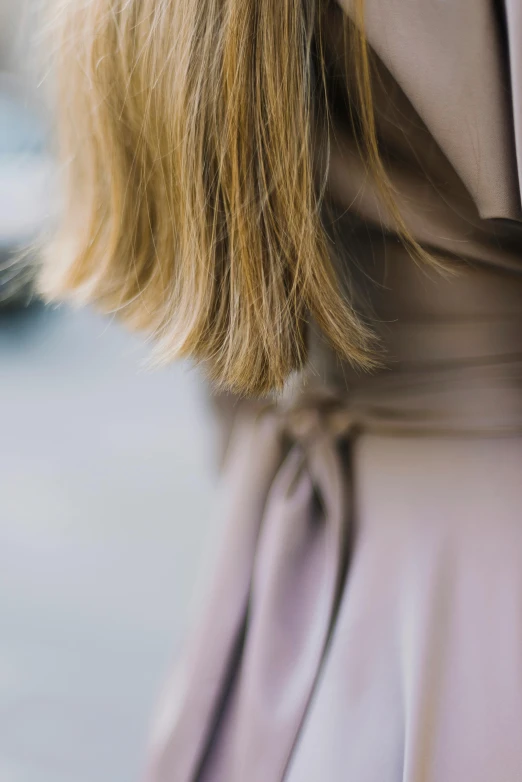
{"left": 41, "top": 0, "right": 385, "bottom": 395}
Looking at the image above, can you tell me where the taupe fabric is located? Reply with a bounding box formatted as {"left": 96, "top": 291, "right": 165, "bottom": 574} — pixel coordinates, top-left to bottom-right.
{"left": 340, "top": 0, "right": 522, "bottom": 220}
{"left": 147, "top": 3, "right": 522, "bottom": 780}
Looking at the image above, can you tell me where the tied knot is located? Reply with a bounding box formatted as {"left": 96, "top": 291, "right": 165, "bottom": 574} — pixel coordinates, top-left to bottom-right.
{"left": 276, "top": 390, "right": 356, "bottom": 449}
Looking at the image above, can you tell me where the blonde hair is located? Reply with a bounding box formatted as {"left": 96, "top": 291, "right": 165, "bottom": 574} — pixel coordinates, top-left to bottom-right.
{"left": 40, "top": 0, "right": 424, "bottom": 395}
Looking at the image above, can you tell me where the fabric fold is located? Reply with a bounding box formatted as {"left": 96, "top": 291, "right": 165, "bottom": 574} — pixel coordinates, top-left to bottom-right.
{"left": 147, "top": 402, "right": 352, "bottom": 782}
{"left": 337, "top": 0, "right": 522, "bottom": 220}
{"left": 146, "top": 412, "right": 284, "bottom": 782}
{"left": 504, "top": 0, "right": 522, "bottom": 213}
{"left": 225, "top": 417, "right": 350, "bottom": 782}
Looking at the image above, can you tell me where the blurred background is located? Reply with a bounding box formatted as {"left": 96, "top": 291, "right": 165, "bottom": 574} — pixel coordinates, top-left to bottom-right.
{"left": 0, "top": 3, "right": 219, "bottom": 780}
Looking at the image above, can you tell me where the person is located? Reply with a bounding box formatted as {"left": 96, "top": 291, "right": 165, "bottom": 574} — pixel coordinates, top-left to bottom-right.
{"left": 40, "top": 0, "right": 522, "bottom": 779}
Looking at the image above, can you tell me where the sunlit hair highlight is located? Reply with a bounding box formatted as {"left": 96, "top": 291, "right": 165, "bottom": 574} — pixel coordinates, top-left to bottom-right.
{"left": 40, "top": 0, "right": 423, "bottom": 395}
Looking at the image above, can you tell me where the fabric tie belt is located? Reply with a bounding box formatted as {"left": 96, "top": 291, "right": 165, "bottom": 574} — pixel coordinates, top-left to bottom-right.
{"left": 146, "top": 393, "right": 354, "bottom": 781}
{"left": 146, "top": 346, "right": 522, "bottom": 781}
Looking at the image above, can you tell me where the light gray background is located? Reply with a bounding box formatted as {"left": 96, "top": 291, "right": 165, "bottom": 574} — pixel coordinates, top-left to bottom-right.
{"left": 1, "top": 4, "right": 220, "bottom": 779}
{"left": 0, "top": 303, "right": 218, "bottom": 782}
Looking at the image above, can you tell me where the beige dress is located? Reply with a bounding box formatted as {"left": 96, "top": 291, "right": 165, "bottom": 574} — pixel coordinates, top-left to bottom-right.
{"left": 147, "top": 2, "right": 522, "bottom": 780}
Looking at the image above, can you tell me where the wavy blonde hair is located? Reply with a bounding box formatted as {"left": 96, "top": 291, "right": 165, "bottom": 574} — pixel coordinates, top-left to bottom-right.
{"left": 40, "top": 0, "right": 423, "bottom": 395}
